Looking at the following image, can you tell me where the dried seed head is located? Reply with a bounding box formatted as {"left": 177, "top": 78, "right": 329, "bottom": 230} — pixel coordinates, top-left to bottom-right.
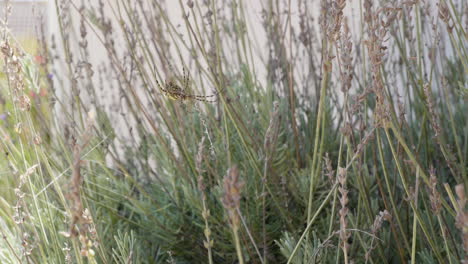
{"left": 428, "top": 166, "right": 442, "bottom": 215}
{"left": 371, "top": 210, "right": 391, "bottom": 234}
{"left": 33, "top": 135, "right": 42, "bottom": 145}
{"left": 438, "top": 2, "right": 454, "bottom": 32}
{"left": 264, "top": 101, "right": 280, "bottom": 159}
{"left": 424, "top": 83, "right": 441, "bottom": 138}
{"left": 366, "top": 210, "right": 391, "bottom": 261}
{"left": 196, "top": 137, "right": 206, "bottom": 174}
{"left": 337, "top": 166, "right": 350, "bottom": 254}
{"left": 339, "top": 19, "right": 353, "bottom": 93}
{"left": 187, "top": 0, "right": 194, "bottom": 8}
{"left": 320, "top": 0, "right": 347, "bottom": 42}
{"left": 1, "top": 40, "right": 30, "bottom": 112}
{"left": 222, "top": 165, "right": 244, "bottom": 227}
{"left": 323, "top": 153, "right": 335, "bottom": 183}
{"left": 196, "top": 137, "right": 207, "bottom": 193}
{"left": 363, "top": 0, "right": 401, "bottom": 127}
{"left": 18, "top": 95, "right": 31, "bottom": 111}
{"left": 62, "top": 243, "right": 72, "bottom": 263}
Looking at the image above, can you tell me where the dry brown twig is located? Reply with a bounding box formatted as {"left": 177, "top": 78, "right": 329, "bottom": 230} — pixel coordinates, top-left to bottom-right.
{"left": 60, "top": 111, "right": 98, "bottom": 258}
{"left": 337, "top": 167, "right": 350, "bottom": 263}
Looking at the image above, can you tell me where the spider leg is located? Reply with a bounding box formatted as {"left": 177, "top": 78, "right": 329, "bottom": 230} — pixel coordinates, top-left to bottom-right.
{"left": 184, "top": 93, "right": 217, "bottom": 99}
{"left": 192, "top": 96, "right": 217, "bottom": 103}
{"left": 156, "top": 79, "right": 179, "bottom": 99}
{"left": 184, "top": 94, "right": 204, "bottom": 99}
{"left": 193, "top": 94, "right": 217, "bottom": 98}
{"left": 155, "top": 79, "right": 167, "bottom": 93}
{"left": 167, "top": 90, "right": 216, "bottom": 103}
{"left": 156, "top": 67, "right": 218, "bottom": 103}
{"left": 182, "top": 89, "right": 218, "bottom": 98}
{"left": 199, "top": 98, "right": 217, "bottom": 103}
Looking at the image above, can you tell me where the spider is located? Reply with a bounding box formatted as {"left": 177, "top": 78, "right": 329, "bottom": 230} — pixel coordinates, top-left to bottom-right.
{"left": 156, "top": 68, "right": 217, "bottom": 103}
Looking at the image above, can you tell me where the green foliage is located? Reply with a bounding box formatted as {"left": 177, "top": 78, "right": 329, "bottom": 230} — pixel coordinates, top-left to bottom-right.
{"left": 0, "top": 0, "right": 466, "bottom": 263}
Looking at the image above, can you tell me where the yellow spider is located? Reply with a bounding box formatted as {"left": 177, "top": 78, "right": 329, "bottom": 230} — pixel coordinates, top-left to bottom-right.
{"left": 156, "top": 68, "right": 217, "bottom": 103}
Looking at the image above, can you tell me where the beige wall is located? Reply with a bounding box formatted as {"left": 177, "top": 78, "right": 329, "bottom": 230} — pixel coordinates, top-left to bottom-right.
{"left": 1, "top": 0, "right": 49, "bottom": 38}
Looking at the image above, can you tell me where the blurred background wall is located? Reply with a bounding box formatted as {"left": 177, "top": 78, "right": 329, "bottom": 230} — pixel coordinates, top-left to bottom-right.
{"left": 0, "top": 0, "right": 49, "bottom": 52}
